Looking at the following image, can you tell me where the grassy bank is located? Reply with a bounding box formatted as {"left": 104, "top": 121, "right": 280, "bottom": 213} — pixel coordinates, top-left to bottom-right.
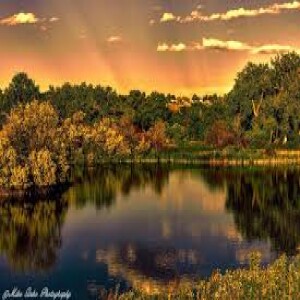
{"left": 115, "top": 253, "right": 300, "bottom": 300}
{"left": 100, "top": 146, "right": 300, "bottom": 166}
{"left": 3, "top": 143, "right": 300, "bottom": 197}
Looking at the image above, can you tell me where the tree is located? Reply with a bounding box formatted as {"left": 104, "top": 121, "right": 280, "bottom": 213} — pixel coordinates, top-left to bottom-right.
{"left": 227, "top": 63, "right": 273, "bottom": 131}
{"left": 2, "top": 100, "right": 59, "bottom": 156}
{"left": 59, "top": 110, "right": 88, "bottom": 164}
{"left": 2, "top": 73, "right": 40, "bottom": 115}
{"left": 134, "top": 92, "right": 171, "bottom": 130}
{"left": 47, "top": 83, "right": 96, "bottom": 121}
{"left": 271, "top": 52, "right": 300, "bottom": 92}
{"left": 167, "top": 123, "right": 188, "bottom": 147}
{"left": 226, "top": 52, "right": 300, "bottom": 147}
{"left": 0, "top": 101, "right": 69, "bottom": 189}
{"left": 29, "top": 150, "right": 57, "bottom": 186}
{"left": 205, "top": 120, "right": 235, "bottom": 148}
{"left": 89, "top": 118, "right": 130, "bottom": 160}
{"left": 147, "top": 120, "right": 168, "bottom": 156}
{"left": 119, "top": 116, "right": 150, "bottom": 157}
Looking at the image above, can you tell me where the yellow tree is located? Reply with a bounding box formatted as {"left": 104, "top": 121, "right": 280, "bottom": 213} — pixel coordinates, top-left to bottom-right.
{"left": 147, "top": 120, "right": 168, "bottom": 156}
{"left": 0, "top": 100, "right": 69, "bottom": 189}
{"left": 89, "top": 118, "right": 130, "bottom": 161}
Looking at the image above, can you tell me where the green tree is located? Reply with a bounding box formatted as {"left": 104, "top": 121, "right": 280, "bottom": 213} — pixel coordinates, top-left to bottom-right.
{"left": 134, "top": 92, "right": 171, "bottom": 130}
{"left": 227, "top": 63, "right": 273, "bottom": 131}
{"left": 2, "top": 73, "right": 40, "bottom": 115}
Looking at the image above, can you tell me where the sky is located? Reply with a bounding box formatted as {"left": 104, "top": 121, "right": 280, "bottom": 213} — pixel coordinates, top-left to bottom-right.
{"left": 0, "top": 0, "right": 300, "bottom": 96}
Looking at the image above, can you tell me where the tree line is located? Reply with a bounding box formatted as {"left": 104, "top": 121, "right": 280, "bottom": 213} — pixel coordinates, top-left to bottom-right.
{"left": 0, "top": 52, "right": 300, "bottom": 189}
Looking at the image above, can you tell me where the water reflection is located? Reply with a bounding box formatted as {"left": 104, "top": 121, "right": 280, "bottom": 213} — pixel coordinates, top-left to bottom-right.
{"left": 0, "top": 197, "right": 68, "bottom": 272}
{"left": 0, "top": 165, "right": 299, "bottom": 297}
{"left": 96, "top": 244, "right": 183, "bottom": 294}
{"left": 189, "top": 168, "right": 300, "bottom": 255}
{"left": 224, "top": 169, "right": 300, "bottom": 255}
{"left": 65, "top": 165, "right": 170, "bottom": 210}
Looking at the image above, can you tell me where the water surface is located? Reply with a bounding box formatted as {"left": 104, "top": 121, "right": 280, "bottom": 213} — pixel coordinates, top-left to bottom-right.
{"left": 0, "top": 165, "right": 299, "bottom": 299}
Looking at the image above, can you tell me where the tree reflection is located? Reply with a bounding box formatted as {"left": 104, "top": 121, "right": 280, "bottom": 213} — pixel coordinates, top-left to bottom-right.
{"left": 200, "top": 168, "right": 300, "bottom": 255}
{"left": 65, "top": 164, "right": 170, "bottom": 210}
{"left": 0, "top": 196, "right": 68, "bottom": 272}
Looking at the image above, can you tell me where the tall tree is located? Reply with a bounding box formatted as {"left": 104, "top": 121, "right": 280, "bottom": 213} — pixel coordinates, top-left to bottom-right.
{"left": 3, "top": 73, "right": 40, "bottom": 111}
{"left": 227, "top": 63, "right": 273, "bottom": 131}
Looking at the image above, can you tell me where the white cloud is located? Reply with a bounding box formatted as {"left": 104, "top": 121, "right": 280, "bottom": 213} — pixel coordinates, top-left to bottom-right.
{"left": 107, "top": 35, "right": 122, "bottom": 43}
{"left": 169, "top": 43, "right": 187, "bottom": 52}
{"left": 202, "top": 38, "right": 251, "bottom": 51}
{"left": 159, "top": 1, "right": 300, "bottom": 23}
{"left": 251, "top": 44, "right": 300, "bottom": 54}
{"left": 49, "top": 17, "right": 59, "bottom": 23}
{"left": 149, "top": 19, "right": 156, "bottom": 25}
{"left": 157, "top": 42, "right": 188, "bottom": 52}
{"left": 157, "top": 38, "right": 300, "bottom": 55}
{"left": 0, "top": 12, "right": 59, "bottom": 27}
{"left": 157, "top": 43, "right": 170, "bottom": 52}
{"left": 157, "top": 42, "right": 202, "bottom": 52}
{"left": 0, "top": 12, "right": 39, "bottom": 26}
{"left": 160, "top": 12, "right": 178, "bottom": 22}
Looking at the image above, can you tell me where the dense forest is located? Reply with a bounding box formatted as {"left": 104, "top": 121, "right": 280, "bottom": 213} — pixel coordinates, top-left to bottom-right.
{"left": 1, "top": 52, "right": 300, "bottom": 190}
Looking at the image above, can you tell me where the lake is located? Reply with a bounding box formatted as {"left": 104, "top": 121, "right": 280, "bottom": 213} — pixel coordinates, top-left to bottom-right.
{"left": 0, "top": 165, "right": 299, "bottom": 299}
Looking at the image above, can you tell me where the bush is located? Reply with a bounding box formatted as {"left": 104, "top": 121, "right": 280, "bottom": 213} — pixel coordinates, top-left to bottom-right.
{"left": 118, "top": 254, "right": 300, "bottom": 300}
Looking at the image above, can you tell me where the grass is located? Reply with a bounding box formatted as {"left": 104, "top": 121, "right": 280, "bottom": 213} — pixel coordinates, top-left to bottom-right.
{"left": 100, "top": 253, "right": 300, "bottom": 299}
{"left": 72, "top": 142, "right": 300, "bottom": 167}
{"left": 134, "top": 144, "right": 300, "bottom": 166}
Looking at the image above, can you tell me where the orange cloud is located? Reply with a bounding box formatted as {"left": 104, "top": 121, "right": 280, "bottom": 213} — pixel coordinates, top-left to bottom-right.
{"left": 159, "top": 1, "right": 300, "bottom": 23}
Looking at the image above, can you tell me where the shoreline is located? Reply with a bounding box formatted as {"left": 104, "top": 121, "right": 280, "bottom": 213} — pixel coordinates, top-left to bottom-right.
{"left": 86, "top": 148, "right": 300, "bottom": 166}
{"left": 2, "top": 152, "right": 300, "bottom": 197}
{"left": 118, "top": 157, "right": 300, "bottom": 166}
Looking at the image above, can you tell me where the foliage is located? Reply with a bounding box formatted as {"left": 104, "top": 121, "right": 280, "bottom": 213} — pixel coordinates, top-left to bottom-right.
{"left": 0, "top": 73, "right": 40, "bottom": 123}
{"left": 227, "top": 52, "right": 300, "bottom": 147}
{"left": 146, "top": 120, "right": 169, "bottom": 155}
{"left": 0, "top": 101, "right": 169, "bottom": 189}
{"left": 1, "top": 53, "right": 300, "bottom": 188}
{"left": 205, "top": 120, "right": 235, "bottom": 148}
{"left": 113, "top": 254, "right": 300, "bottom": 299}
{"left": 0, "top": 101, "right": 69, "bottom": 189}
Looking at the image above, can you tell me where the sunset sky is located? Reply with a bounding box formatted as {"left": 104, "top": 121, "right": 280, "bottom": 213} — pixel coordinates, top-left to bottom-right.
{"left": 1, "top": 0, "right": 300, "bottom": 95}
